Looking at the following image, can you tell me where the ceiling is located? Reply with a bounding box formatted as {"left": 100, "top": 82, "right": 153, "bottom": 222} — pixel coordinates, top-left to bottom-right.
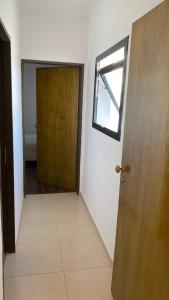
{"left": 19, "top": 0, "right": 97, "bottom": 15}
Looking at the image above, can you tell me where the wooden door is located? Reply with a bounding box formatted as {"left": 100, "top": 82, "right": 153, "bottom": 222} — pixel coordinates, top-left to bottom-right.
{"left": 112, "top": 2, "right": 169, "bottom": 300}
{"left": 0, "top": 30, "right": 15, "bottom": 253}
{"left": 37, "top": 67, "right": 79, "bottom": 191}
{"left": 0, "top": 41, "right": 3, "bottom": 258}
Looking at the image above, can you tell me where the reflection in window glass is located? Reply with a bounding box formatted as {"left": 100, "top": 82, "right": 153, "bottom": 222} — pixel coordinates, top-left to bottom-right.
{"left": 100, "top": 48, "right": 125, "bottom": 69}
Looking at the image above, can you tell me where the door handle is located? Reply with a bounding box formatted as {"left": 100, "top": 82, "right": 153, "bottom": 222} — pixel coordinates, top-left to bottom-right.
{"left": 115, "top": 165, "right": 131, "bottom": 174}
{"left": 35, "top": 123, "right": 39, "bottom": 129}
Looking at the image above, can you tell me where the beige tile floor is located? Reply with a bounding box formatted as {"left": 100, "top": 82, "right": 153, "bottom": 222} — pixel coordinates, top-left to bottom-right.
{"left": 4, "top": 193, "right": 113, "bottom": 300}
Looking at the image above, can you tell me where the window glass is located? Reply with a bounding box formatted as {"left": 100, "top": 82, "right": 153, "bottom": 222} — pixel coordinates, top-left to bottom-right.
{"left": 96, "top": 75, "right": 119, "bottom": 132}
{"left": 93, "top": 37, "right": 129, "bottom": 141}
{"left": 104, "top": 67, "right": 123, "bottom": 107}
{"left": 99, "top": 48, "right": 125, "bottom": 69}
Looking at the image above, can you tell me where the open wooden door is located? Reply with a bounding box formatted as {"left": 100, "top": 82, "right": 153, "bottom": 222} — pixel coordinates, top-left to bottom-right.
{"left": 0, "top": 24, "right": 15, "bottom": 254}
{"left": 112, "top": 1, "right": 169, "bottom": 299}
{"left": 36, "top": 67, "right": 79, "bottom": 191}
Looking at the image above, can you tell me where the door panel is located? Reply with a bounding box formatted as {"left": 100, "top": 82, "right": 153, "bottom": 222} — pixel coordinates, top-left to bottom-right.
{"left": 0, "top": 36, "right": 15, "bottom": 253}
{"left": 112, "top": 2, "right": 169, "bottom": 300}
{"left": 37, "top": 67, "right": 79, "bottom": 191}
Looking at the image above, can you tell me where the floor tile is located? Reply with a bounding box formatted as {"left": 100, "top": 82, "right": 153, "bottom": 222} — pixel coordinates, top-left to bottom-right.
{"left": 51, "top": 193, "right": 86, "bottom": 214}
{"left": 65, "top": 268, "right": 113, "bottom": 300}
{"left": 59, "top": 234, "right": 111, "bottom": 271}
{"left": 5, "top": 238, "right": 62, "bottom": 277}
{"left": 5, "top": 272, "right": 68, "bottom": 300}
{"left": 5, "top": 193, "right": 113, "bottom": 299}
{"left": 55, "top": 211, "right": 96, "bottom": 236}
{"left": 19, "top": 212, "right": 58, "bottom": 239}
{"left": 23, "top": 195, "right": 54, "bottom": 215}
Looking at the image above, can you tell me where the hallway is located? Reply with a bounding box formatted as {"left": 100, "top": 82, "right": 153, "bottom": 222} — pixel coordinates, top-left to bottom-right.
{"left": 4, "top": 193, "right": 113, "bottom": 300}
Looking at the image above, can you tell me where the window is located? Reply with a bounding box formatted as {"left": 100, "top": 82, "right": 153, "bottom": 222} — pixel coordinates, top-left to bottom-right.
{"left": 92, "top": 37, "right": 129, "bottom": 141}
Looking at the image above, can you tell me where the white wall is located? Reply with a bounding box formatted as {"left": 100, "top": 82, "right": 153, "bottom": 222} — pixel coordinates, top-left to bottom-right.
{"left": 0, "top": 0, "right": 23, "bottom": 298}
{"left": 20, "top": 11, "right": 88, "bottom": 63}
{"left": 23, "top": 64, "right": 37, "bottom": 136}
{"left": 82, "top": 0, "right": 163, "bottom": 259}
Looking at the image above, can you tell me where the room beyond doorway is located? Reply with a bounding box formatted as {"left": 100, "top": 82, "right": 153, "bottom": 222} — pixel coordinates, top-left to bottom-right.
{"left": 21, "top": 60, "right": 84, "bottom": 195}
{"left": 25, "top": 161, "right": 67, "bottom": 194}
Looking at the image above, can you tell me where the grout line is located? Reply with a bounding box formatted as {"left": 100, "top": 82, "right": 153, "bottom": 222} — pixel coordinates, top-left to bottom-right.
{"left": 4, "top": 270, "right": 64, "bottom": 279}
{"left": 16, "top": 237, "right": 59, "bottom": 242}
{"left": 63, "top": 265, "right": 112, "bottom": 273}
{"left": 56, "top": 227, "right": 68, "bottom": 300}
{"left": 53, "top": 210, "right": 61, "bottom": 237}
{"left": 57, "top": 233, "right": 64, "bottom": 272}
{"left": 17, "top": 231, "right": 105, "bottom": 242}
{"left": 63, "top": 272, "right": 70, "bottom": 300}
{"left": 6, "top": 194, "right": 112, "bottom": 285}
{"left": 4, "top": 266, "right": 112, "bottom": 280}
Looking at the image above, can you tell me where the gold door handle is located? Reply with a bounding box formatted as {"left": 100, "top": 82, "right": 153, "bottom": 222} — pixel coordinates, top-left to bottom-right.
{"left": 115, "top": 165, "right": 131, "bottom": 174}
{"left": 35, "top": 123, "right": 39, "bottom": 129}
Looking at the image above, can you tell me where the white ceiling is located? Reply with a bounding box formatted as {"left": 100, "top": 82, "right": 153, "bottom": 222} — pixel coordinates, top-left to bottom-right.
{"left": 20, "top": 0, "right": 97, "bottom": 15}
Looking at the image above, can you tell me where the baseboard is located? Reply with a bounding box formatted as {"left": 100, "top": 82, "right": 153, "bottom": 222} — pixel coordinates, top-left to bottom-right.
{"left": 80, "top": 192, "right": 113, "bottom": 265}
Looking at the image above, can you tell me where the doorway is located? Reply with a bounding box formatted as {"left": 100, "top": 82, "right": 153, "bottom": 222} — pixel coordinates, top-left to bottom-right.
{"left": 0, "top": 20, "right": 15, "bottom": 255}
{"left": 22, "top": 60, "right": 84, "bottom": 195}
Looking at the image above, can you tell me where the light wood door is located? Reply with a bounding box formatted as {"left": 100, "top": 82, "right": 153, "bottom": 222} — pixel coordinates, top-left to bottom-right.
{"left": 112, "top": 2, "right": 169, "bottom": 300}
{"left": 37, "top": 67, "right": 79, "bottom": 191}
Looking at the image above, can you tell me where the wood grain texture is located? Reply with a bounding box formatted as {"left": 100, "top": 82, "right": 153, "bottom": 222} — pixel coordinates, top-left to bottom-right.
{"left": 37, "top": 67, "right": 79, "bottom": 191}
{"left": 112, "top": 1, "right": 169, "bottom": 299}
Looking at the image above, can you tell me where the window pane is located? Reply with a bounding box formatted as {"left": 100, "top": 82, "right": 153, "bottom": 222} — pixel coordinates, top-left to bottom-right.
{"left": 100, "top": 48, "right": 125, "bottom": 69}
{"left": 93, "top": 37, "right": 129, "bottom": 141}
{"left": 96, "top": 76, "right": 120, "bottom": 133}
{"left": 104, "top": 67, "right": 123, "bottom": 107}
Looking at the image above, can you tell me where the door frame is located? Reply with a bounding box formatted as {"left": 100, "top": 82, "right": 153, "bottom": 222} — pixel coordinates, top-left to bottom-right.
{"left": 0, "top": 18, "right": 15, "bottom": 255}
{"left": 21, "top": 59, "right": 84, "bottom": 194}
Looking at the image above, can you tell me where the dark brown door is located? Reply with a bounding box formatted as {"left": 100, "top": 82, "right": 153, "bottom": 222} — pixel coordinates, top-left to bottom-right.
{"left": 0, "top": 27, "right": 15, "bottom": 254}
{"left": 0, "top": 41, "right": 3, "bottom": 256}
{"left": 36, "top": 67, "right": 79, "bottom": 191}
{"left": 112, "top": 1, "right": 169, "bottom": 300}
